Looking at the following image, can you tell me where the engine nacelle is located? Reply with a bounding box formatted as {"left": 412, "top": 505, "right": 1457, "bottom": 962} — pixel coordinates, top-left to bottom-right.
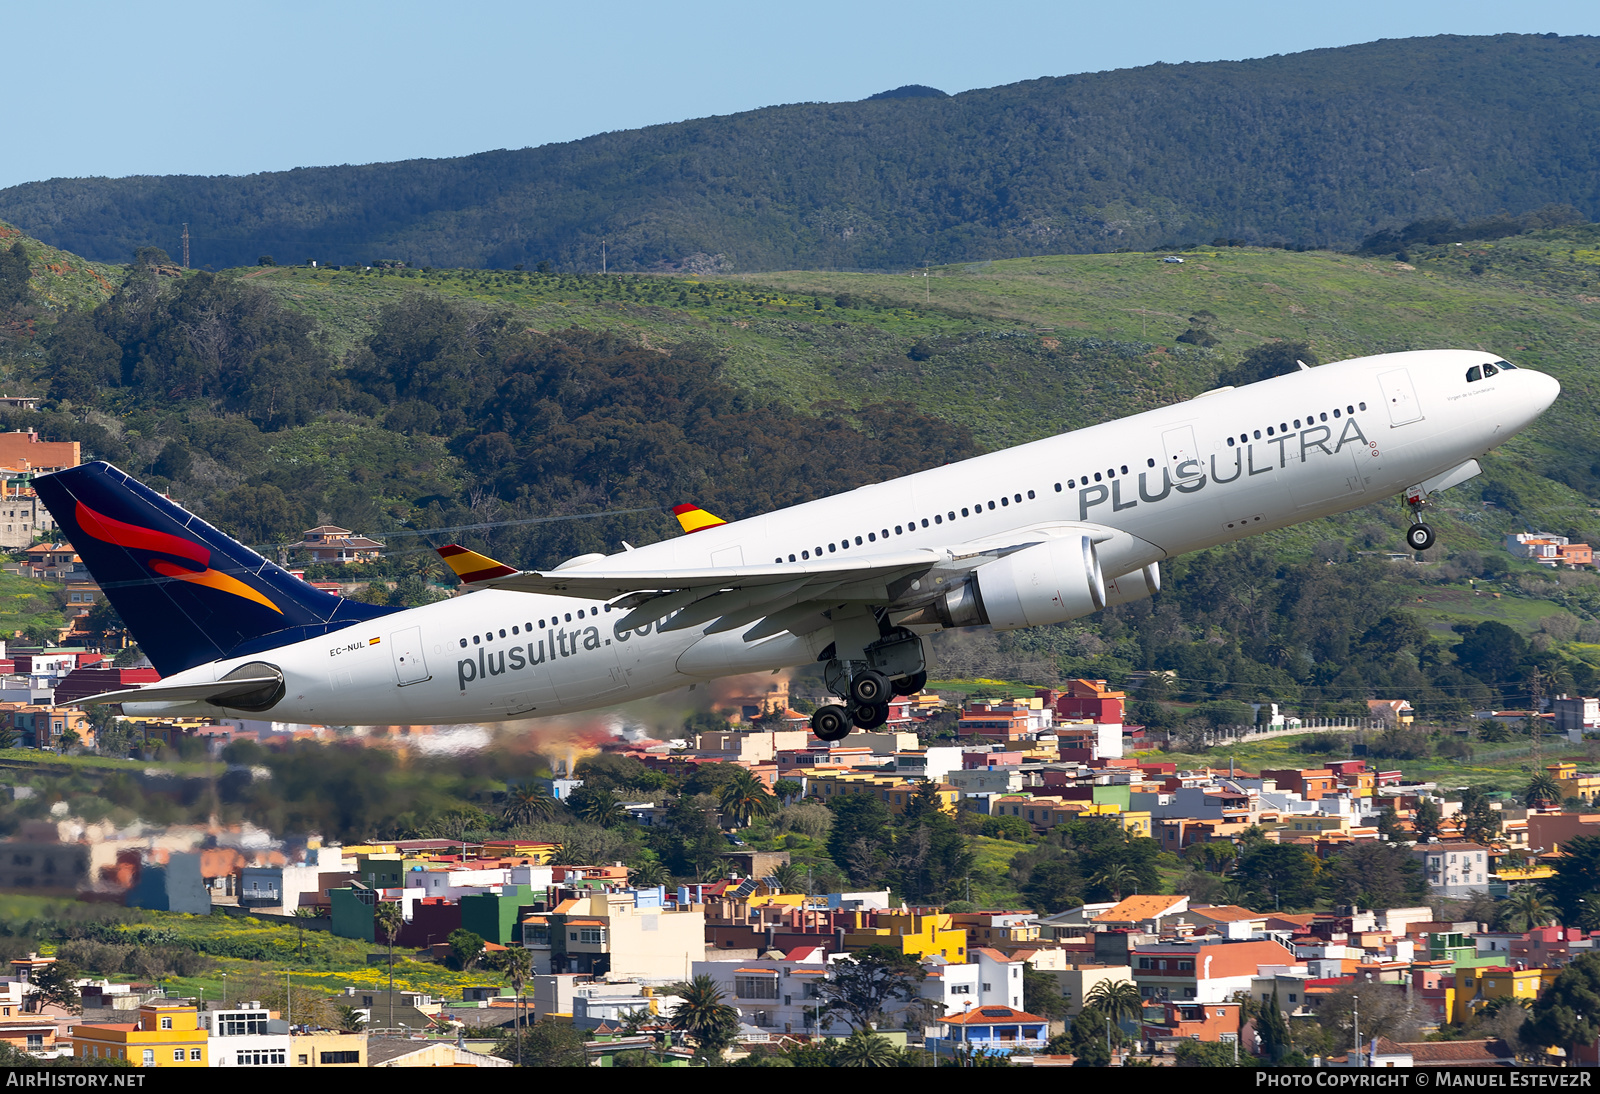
{"left": 1102, "top": 563, "right": 1161, "bottom": 609}
{"left": 976, "top": 535, "right": 1106, "bottom": 631}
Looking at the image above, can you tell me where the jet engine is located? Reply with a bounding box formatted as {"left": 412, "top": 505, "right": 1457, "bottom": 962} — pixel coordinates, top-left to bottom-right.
{"left": 903, "top": 542, "right": 1161, "bottom": 631}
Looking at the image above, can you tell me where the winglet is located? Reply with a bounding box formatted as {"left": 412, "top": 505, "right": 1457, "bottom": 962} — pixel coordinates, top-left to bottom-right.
{"left": 436, "top": 544, "right": 520, "bottom": 584}
{"left": 672, "top": 503, "right": 727, "bottom": 534}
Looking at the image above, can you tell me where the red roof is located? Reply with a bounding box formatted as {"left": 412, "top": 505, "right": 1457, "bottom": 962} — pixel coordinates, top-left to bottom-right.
{"left": 945, "top": 1005, "right": 1045, "bottom": 1026}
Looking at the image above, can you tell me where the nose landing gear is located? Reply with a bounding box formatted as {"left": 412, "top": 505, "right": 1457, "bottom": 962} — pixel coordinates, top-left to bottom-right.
{"left": 1403, "top": 483, "right": 1437, "bottom": 553}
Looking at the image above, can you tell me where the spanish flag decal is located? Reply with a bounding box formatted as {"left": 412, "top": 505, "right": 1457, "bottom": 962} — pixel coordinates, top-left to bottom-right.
{"left": 436, "top": 544, "right": 519, "bottom": 584}
{"left": 672, "top": 504, "right": 727, "bottom": 534}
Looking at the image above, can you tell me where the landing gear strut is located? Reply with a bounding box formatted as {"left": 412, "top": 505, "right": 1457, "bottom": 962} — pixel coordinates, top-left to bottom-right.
{"left": 1402, "top": 483, "right": 1436, "bottom": 553}
{"left": 812, "top": 626, "right": 928, "bottom": 740}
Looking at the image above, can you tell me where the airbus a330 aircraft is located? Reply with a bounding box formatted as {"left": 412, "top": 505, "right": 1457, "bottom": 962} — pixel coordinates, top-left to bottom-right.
{"left": 36, "top": 349, "right": 1557, "bottom": 741}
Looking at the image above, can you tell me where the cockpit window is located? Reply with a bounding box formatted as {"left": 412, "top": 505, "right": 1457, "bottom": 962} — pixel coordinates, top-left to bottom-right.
{"left": 1483, "top": 363, "right": 1499, "bottom": 378}
{"left": 1493, "top": 359, "right": 1517, "bottom": 370}
{"left": 1466, "top": 365, "right": 1483, "bottom": 382}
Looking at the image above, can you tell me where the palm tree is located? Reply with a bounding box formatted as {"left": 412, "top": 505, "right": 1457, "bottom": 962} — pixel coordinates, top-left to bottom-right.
{"left": 718, "top": 771, "right": 778, "bottom": 828}
{"left": 501, "top": 783, "right": 558, "bottom": 826}
{"left": 1084, "top": 980, "right": 1142, "bottom": 1031}
{"left": 334, "top": 1005, "right": 365, "bottom": 1032}
{"left": 1525, "top": 773, "right": 1563, "bottom": 809}
{"left": 490, "top": 946, "right": 534, "bottom": 1065}
{"left": 668, "top": 975, "right": 740, "bottom": 1061}
{"left": 835, "top": 1029, "right": 901, "bottom": 1066}
{"left": 628, "top": 859, "right": 671, "bottom": 889}
{"left": 1091, "top": 862, "right": 1139, "bottom": 901}
{"left": 373, "top": 901, "right": 403, "bottom": 1031}
{"left": 770, "top": 862, "right": 807, "bottom": 894}
{"left": 573, "top": 789, "right": 627, "bottom": 828}
{"left": 1504, "top": 886, "right": 1555, "bottom": 932}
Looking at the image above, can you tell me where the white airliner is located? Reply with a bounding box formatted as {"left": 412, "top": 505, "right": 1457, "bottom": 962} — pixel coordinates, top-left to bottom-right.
{"left": 38, "top": 349, "right": 1557, "bottom": 741}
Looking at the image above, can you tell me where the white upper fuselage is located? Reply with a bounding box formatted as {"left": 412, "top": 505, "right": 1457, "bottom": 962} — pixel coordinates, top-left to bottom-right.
{"left": 135, "top": 349, "right": 1558, "bottom": 725}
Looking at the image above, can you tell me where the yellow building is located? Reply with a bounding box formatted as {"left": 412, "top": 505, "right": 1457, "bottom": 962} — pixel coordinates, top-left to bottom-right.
{"left": 1283, "top": 815, "right": 1354, "bottom": 836}
{"left": 71, "top": 1003, "right": 208, "bottom": 1066}
{"left": 806, "top": 771, "right": 958, "bottom": 815}
{"left": 1116, "top": 811, "right": 1153, "bottom": 839}
{"left": 291, "top": 1030, "right": 367, "bottom": 1067}
{"left": 1548, "top": 763, "right": 1600, "bottom": 805}
{"left": 1453, "top": 965, "right": 1543, "bottom": 1024}
{"left": 841, "top": 911, "right": 967, "bottom": 962}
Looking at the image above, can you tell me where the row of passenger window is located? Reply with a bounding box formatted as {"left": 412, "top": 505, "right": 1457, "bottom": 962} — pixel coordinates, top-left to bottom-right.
{"left": 773, "top": 490, "right": 1040, "bottom": 563}
{"left": 458, "top": 604, "right": 612, "bottom": 647}
{"left": 1042, "top": 402, "right": 1371, "bottom": 492}
{"left": 1222, "top": 402, "right": 1368, "bottom": 448}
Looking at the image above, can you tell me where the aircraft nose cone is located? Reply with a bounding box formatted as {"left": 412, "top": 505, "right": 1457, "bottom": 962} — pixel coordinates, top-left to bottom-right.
{"left": 1529, "top": 369, "right": 1561, "bottom": 413}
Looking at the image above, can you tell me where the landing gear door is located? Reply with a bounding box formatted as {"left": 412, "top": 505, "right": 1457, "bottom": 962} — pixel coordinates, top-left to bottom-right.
{"left": 1378, "top": 369, "right": 1425, "bottom": 426}
{"left": 390, "top": 626, "right": 430, "bottom": 686}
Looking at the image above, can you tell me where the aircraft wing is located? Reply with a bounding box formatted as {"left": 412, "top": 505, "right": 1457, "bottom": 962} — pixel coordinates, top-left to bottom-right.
{"left": 481, "top": 549, "right": 943, "bottom": 597}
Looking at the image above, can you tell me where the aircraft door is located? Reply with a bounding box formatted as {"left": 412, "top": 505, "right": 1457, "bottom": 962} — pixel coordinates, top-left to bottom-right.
{"left": 1161, "top": 425, "right": 1198, "bottom": 471}
{"left": 390, "top": 627, "right": 430, "bottom": 686}
{"left": 1378, "top": 369, "right": 1425, "bottom": 426}
{"left": 711, "top": 545, "right": 743, "bottom": 568}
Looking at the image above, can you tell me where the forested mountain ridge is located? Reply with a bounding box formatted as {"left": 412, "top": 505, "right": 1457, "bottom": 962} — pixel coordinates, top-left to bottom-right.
{"left": 6, "top": 34, "right": 1600, "bottom": 272}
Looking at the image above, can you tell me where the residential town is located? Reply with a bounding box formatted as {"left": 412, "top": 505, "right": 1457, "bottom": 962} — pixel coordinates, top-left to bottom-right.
{"left": 0, "top": 430, "right": 1598, "bottom": 1066}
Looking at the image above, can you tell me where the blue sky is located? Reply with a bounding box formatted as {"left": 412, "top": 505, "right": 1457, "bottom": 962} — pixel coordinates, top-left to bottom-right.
{"left": 6, "top": 0, "right": 1600, "bottom": 189}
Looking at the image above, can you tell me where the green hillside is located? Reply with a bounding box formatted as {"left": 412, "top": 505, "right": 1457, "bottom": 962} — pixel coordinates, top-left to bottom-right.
{"left": 5, "top": 35, "right": 1600, "bottom": 271}
{"left": 3, "top": 216, "right": 1600, "bottom": 718}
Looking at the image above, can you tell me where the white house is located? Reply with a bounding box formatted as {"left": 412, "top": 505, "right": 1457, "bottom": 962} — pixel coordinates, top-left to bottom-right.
{"left": 200, "top": 1003, "right": 291, "bottom": 1067}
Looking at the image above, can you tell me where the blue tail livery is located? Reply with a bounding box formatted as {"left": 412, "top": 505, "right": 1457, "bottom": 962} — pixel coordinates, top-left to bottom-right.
{"left": 34, "top": 462, "right": 397, "bottom": 676}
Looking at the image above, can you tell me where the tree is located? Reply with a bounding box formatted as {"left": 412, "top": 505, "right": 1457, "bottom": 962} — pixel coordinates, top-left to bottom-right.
{"left": 447, "top": 928, "right": 485, "bottom": 971}
{"left": 1325, "top": 841, "right": 1429, "bottom": 909}
{"left": 292, "top": 906, "right": 321, "bottom": 956}
{"left": 834, "top": 1029, "right": 901, "bottom": 1066}
{"left": 1065, "top": 1004, "right": 1122, "bottom": 1066}
{"left": 827, "top": 795, "right": 892, "bottom": 886}
{"left": 1504, "top": 886, "right": 1556, "bottom": 932}
{"left": 489, "top": 945, "right": 533, "bottom": 1064}
{"left": 770, "top": 862, "right": 807, "bottom": 894}
{"left": 373, "top": 900, "right": 403, "bottom": 1029}
{"left": 1525, "top": 773, "right": 1563, "bottom": 809}
{"left": 495, "top": 1019, "right": 586, "bottom": 1067}
{"left": 569, "top": 787, "right": 627, "bottom": 828}
{"left": 1259, "top": 986, "right": 1291, "bottom": 1063}
{"left": 772, "top": 779, "right": 803, "bottom": 805}
{"left": 1458, "top": 787, "right": 1501, "bottom": 845}
{"left": 1522, "top": 952, "right": 1600, "bottom": 1055}
{"left": 1216, "top": 341, "right": 1317, "bottom": 388}
{"left": 1413, "top": 797, "right": 1443, "bottom": 842}
{"left": 502, "top": 783, "right": 559, "bottom": 826}
{"left": 815, "top": 945, "right": 927, "bottom": 1031}
{"left": 718, "top": 770, "right": 777, "bottom": 828}
{"left": 1090, "top": 862, "right": 1138, "bottom": 901}
{"left": 335, "top": 1005, "right": 366, "bottom": 1032}
{"left": 1023, "top": 967, "right": 1071, "bottom": 1020}
{"left": 29, "top": 961, "right": 80, "bottom": 1013}
{"left": 1542, "top": 834, "right": 1600, "bottom": 925}
{"left": 1084, "top": 980, "right": 1141, "bottom": 1031}
{"left": 668, "top": 975, "right": 740, "bottom": 1061}
{"left": 0, "top": 241, "right": 30, "bottom": 309}
{"left": 1233, "top": 843, "right": 1320, "bottom": 910}
{"left": 1175, "top": 1039, "right": 1239, "bottom": 1067}
{"left": 1316, "top": 982, "right": 1423, "bottom": 1048}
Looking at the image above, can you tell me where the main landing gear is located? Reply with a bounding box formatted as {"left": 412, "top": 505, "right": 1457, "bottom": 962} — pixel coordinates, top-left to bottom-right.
{"left": 1402, "top": 482, "right": 1436, "bottom": 552}
{"left": 809, "top": 627, "right": 929, "bottom": 742}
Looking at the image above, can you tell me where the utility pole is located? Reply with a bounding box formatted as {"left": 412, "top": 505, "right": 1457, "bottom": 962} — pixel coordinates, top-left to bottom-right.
{"left": 1531, "top": 666, "right": 1544, "bottom": 771}
{"left": 602, "top": 239, "right": 607, "bottom": 276}
{"left": 181, "top": 224, "right": 190, "bottom": 269}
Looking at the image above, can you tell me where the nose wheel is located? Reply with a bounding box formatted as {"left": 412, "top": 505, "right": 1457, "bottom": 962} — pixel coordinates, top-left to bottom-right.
{"left": 1406, "top": 523, "right": 1435, "bottom": 552}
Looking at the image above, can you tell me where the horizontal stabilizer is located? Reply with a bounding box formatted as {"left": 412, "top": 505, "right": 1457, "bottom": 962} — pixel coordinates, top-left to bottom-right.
{"left": 68, "top": 674, "right": 284, "bottom": 708}
{"left": 437, "top": 543, "right": 519, "bottom": 584}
